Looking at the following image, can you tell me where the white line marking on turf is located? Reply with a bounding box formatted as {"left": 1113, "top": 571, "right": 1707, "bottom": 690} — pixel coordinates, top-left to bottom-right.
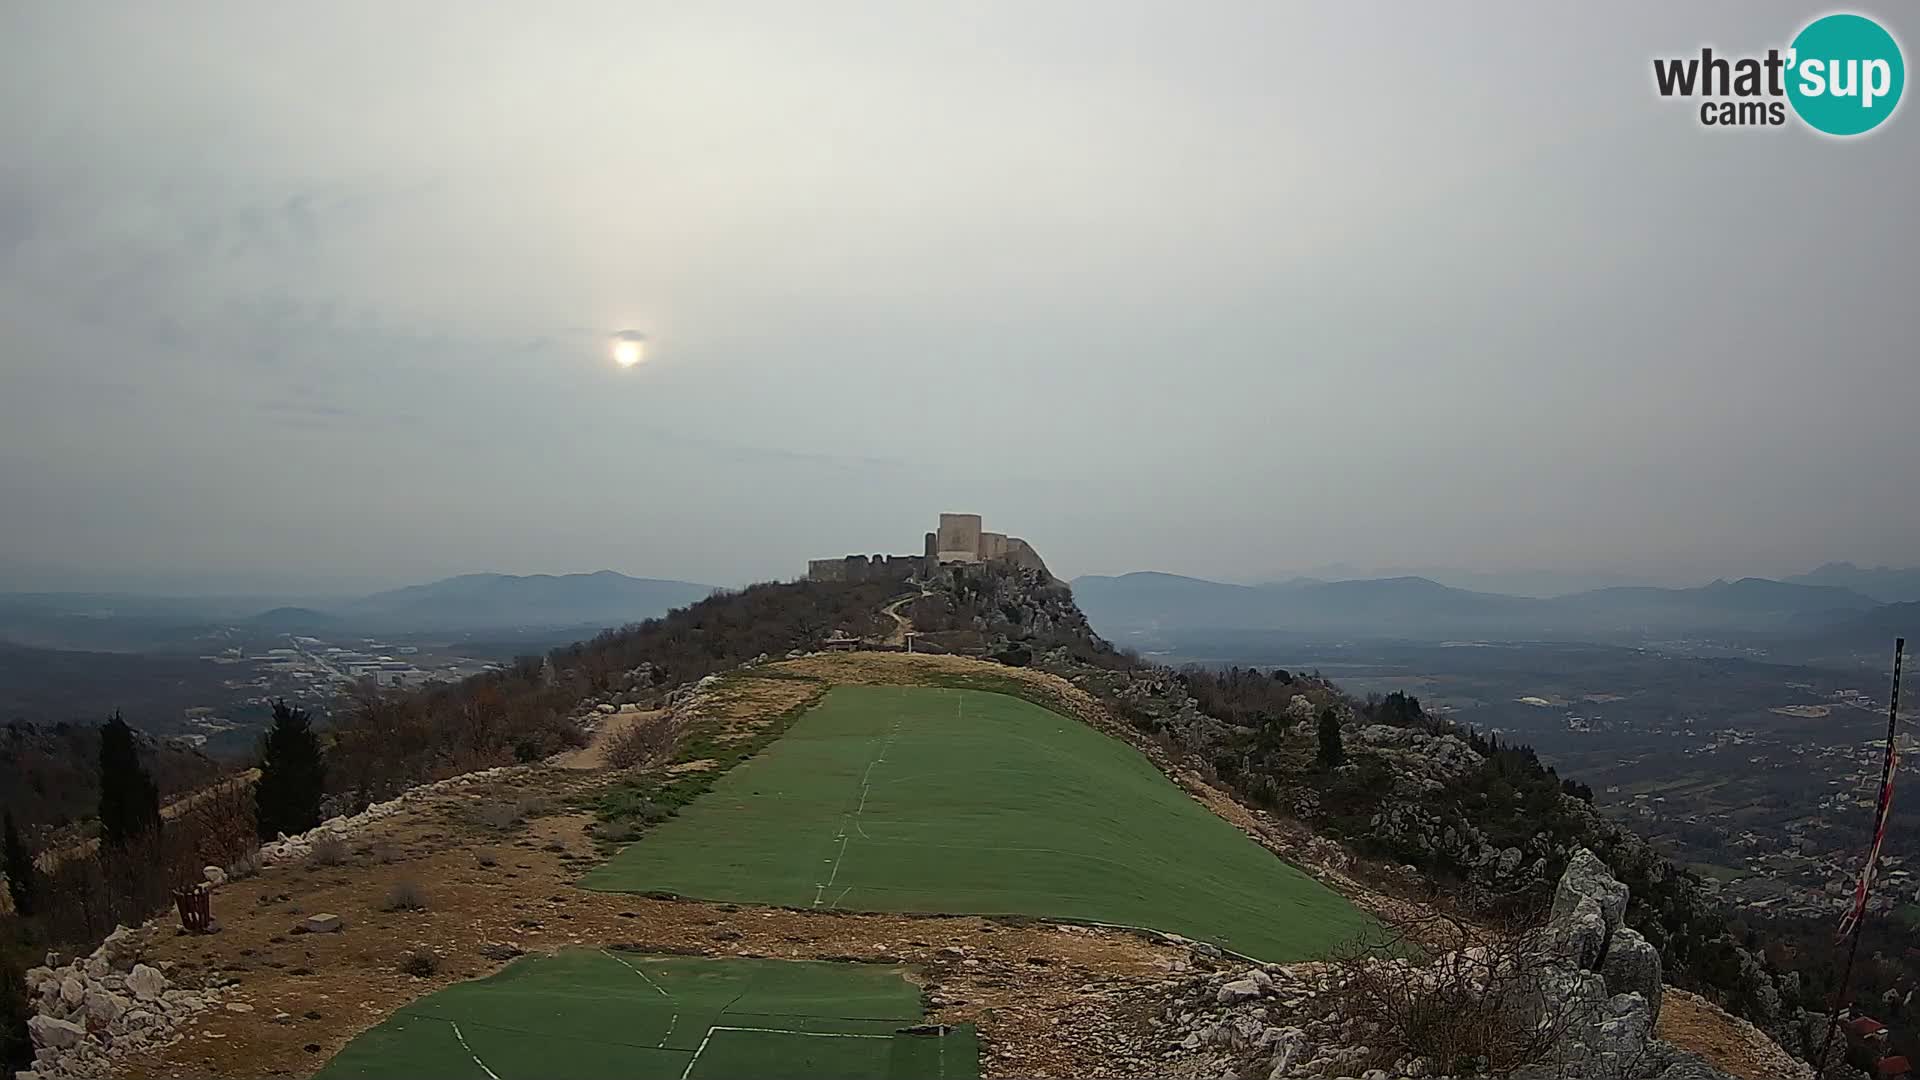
{"left": 813, "top": 709, "right": 906, "bottom": 907}
{"left": 601, "top": 949, "right": 678, "bottom": 1047}
{"left": 601, "top": 949, "right": 672, "bottom": 997}
{"left": 449, "top": 1020, "right": 502, "bottom": 1080}
{"left": 678, "top": 1025, "right": 897, "bottom": 1080}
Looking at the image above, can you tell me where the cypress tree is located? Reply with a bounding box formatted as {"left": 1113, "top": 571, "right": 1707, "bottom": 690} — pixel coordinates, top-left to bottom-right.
{"left": 2, "top": 811, "right": 34, "bottom": 917}
{"left": 255, "top": 700, "right": 326, "bottom": 840}
{"left": 1316, "top": 706, "right": 1345, "bottom": 769}
{"left": 98, "top": 712, "right": 161, "bottom": 846}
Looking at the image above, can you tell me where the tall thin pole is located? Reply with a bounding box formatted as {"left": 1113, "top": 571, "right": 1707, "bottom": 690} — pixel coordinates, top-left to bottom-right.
{"left": 1817, "top": 637, "right": 1905, "bottom": 1073}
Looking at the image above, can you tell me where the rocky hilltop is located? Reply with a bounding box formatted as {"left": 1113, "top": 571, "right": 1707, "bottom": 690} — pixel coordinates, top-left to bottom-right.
{"left": 1152, "top": 850, "right": 1809, "bottom": 1079}
{"left": 6, "top": 564, "right": 1848, "bottom": 1080}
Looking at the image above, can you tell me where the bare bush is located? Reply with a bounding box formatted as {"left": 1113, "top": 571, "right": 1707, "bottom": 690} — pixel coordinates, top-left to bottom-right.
{"left": 604, "top": 716, "right": 680, "bottom": 770}
{"left": 381, "top": 879, "right": 427, "bottom": 912}
{"left": 469, "top": 802, "right": 519, "bottom": 831}
{"left": 307, "top": 834, "right": 349, "bottom": 867}
{"left": 225, "top": 848, "right": 261, "bottom": 881}
{"left": 1325, "top": 908, "right": 1576, "bottom": 1078}
{"left": 399, "top": 949, "right": 439, "bottom": 977}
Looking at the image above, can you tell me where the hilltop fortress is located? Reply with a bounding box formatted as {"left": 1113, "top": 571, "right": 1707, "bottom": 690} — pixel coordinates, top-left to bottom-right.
{"left": 807, "top": 512, "right": 1051, "bottom": 583}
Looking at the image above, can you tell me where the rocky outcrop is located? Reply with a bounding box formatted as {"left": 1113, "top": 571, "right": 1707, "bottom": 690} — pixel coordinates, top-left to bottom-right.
{"left": 257, "top": 762, "right": 525, "bottom": 862}
{"left": 1151, "top": 851, "right": 1799, "bottom": 1080}
{"left": 18, "top": 925, "right": 221, "bottom": 1080}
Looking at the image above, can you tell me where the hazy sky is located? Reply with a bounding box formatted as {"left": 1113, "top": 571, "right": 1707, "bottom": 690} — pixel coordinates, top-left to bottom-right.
{"left": 2, "top": 3, "right": 1915, "bottom": 593}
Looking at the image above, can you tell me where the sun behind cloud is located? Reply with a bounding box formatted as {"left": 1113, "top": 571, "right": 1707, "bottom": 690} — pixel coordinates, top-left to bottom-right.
{"left": 611, "top": 330, "right": 646, "bottom": 368}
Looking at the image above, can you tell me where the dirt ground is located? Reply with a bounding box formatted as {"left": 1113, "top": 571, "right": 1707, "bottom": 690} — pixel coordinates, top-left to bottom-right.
{"left": 548, "top": 707, "right": 664, "bottom": 770}
{"left": 1658, "top": 988, "right": 1815, "bottom": 1080}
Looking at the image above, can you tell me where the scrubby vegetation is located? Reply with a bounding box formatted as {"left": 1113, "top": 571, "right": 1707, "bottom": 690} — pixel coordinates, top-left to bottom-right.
{"left": 328, "top": 579, "right": 896, "bottom": 803}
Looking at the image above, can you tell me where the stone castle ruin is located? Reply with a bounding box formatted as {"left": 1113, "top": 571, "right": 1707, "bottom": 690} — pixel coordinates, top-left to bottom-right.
{"left": 807, "top": 512, "right": 1051, "bottom": 583}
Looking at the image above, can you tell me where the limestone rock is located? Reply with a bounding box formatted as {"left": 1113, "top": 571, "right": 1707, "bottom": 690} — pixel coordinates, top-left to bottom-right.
{"left": 1216, "top": 978, "right": 1264, "bottom": 1005}
{"left": 1552, "top": 848, "right": 1628, "bottom": 944}
{"left": 127, "top": 964, "right": 167, "bottom": 1001}
{"left": 304, "top": 913, "right": 344, "bottom": 934}
{"left": 97, "top": 925, "right": 142, "bottom": 971}
{"left": 1601, "top": 926, "right": 1664, "bottom": 1023}
{"left": 27, "top": 1016, "right": 86, "bottom": 1050}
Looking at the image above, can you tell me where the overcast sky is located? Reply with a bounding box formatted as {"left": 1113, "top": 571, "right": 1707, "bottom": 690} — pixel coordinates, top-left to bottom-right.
{"left": 2, "top": 2, "right": 1914, "bottom": 593}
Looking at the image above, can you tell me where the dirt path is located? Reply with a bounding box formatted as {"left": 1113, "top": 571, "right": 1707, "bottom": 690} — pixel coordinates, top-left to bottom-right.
{"left": 878, "top": 591, "right": 922, "bottom": 647}
{"left": 548, "top": 707, "right": 666, "bottom": 770}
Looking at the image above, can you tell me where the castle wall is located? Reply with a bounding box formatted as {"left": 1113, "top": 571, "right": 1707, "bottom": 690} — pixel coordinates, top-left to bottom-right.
{"left": 936, "top": 513, "right": 983, "bottom": 563}
{"left": 807, "top": 558, "right": 850, "bottom": 582}
{"left": 1003, "top": 537, "right": 1051, "bottom": 578}
{"left": 809, "top": 514, "right": 1050, "bottom": 582}
{"left": 808, "top": 554, "right": 923, "bottom": 584}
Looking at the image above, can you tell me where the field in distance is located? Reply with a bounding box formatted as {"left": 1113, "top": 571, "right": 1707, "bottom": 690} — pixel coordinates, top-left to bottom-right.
{"left": 313, "top": 951, "right": 974, "bottom": 1080}
{"left": 584, "top": 685, "right": 1373, "bottom": 961}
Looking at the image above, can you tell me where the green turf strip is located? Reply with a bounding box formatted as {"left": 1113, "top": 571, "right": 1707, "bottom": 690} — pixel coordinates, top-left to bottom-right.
{"left": 583, "top": 685, "right": 1374, "bottom": 961}
{"left": 313, "top": 952, "right": 973, "bottom": 1080}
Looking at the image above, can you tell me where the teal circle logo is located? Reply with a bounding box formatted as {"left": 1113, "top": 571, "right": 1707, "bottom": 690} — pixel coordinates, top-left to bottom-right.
{"left": 1787, "top": 13, "right": 1905, "bottom": 135}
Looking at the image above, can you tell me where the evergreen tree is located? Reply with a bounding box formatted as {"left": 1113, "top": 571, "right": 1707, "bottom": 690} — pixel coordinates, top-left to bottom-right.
{"left": 2, "top": 811, "right": 34, "bottom": 917}
{"left": 98, "top": 712, "right": 161, "bottom": 846}
{"left": 1316, "top": 706, "right": 1345, "bottom": 769}
{"left": 255, "top": 700, "right": 326, "bottom": 840}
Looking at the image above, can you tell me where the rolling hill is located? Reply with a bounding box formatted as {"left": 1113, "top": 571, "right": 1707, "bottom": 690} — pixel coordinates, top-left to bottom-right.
{"left": 339, "top": 571, "right": 717, "bottom": 631}
{"left": 1071, "top": 571, "right": 1885, "bottom": 642}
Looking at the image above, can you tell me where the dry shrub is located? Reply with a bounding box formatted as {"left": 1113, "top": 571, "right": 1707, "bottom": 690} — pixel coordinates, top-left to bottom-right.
{"left": 382, "top": 879, "right": 427, "bottom": 912}
{"left": 1326, "top": 907, "right": 1576, "bottom": 1078}
{"left": 174, "top": 780, "right": 257, "bottom": 869}
{"left": 399, "top": 949, "right": 439, "bottom": 977}
{"left": 469, "top": 801, "right": 519, "bottom": 831}
{"left": 225, "top": 848, "right": 261, "bottom": 881}
{"left": 605, "top": 716, "right": 680, "bottom": 770}
{"left": 307, "top": 834, "right": 349, "bottom": 867}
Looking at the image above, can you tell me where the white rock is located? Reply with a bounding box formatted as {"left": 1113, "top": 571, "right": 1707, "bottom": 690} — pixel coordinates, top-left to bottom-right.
{"left": 86, "top": 990, "right": 128, "bottom": 1024}
{"left": 203, "top": 865, "right": 227, "bottom": 887}
{"left": 305, "top": 913, "right": 344, "bottom": 933}
{"left": 127, "top": 964, "right": 168, "bottom": 1001}
{"left": 59, "top": 977, "right": 85, "bottom": 1007}
{"left": 27, "top": 1016, "right": 86, "bottom": 1050}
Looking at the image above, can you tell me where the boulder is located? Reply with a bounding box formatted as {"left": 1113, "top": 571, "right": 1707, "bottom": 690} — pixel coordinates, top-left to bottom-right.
{"left": 1550, "top": 894, "right": 1610, "bottom": 969}
{"left": 1600, "top": 926, "right": 1664, "bottom": 1023}
{"left": 204, "top": 865, "right": 227, "bottom": 887}
{"left": 85, "top": 990, "right": 128, "bottom": 1025}
{"left": 59, "top": 977, "right": 84, "bottom": 1007}
{"left": 27, "top": 1016, "right": 86, "bottom": 1050}
{"left": 1215, "top": 978, "right": 1264, "bottom": 1004}
{"left": 98, "top": 925, "right": 142, "bottom": 971}
{"left": 127, "top": 964, "right": 168, "bottom": 1001}
{"left": 304, "top": 913, "right": 344, "bottom": 934}
{"left": 1552, "top": 848, "right": 1628, "bottom": 944}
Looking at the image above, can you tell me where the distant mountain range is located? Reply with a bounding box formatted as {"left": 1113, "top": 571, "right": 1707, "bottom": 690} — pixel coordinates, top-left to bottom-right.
{"left": 1070, "top": 571, "right": 1898, "bottom": 645}
{"left": 332, "top": 572, "right": 717, "bottom": 631}
{"left": 1783, "top": 562, "right": 1920, "bottom": 604}
{"left": 0, "top": 572, "right": 719, "bottom": 649}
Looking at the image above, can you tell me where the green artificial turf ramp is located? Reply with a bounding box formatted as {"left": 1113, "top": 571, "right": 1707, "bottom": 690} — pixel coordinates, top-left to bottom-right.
{"left": 583, "top": 685, "right": 1373, "bottom": 960}
{"left": 313, "top": 951, "right": 974, "bottom": 1080}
